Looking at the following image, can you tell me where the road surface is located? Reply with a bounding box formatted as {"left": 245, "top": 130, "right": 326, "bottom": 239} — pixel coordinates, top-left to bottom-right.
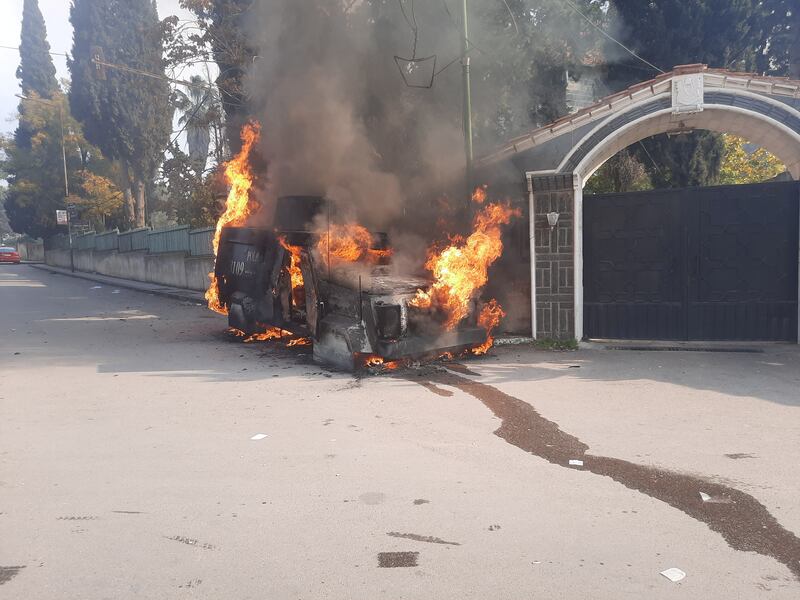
{"left": 2, "top": 264, "right": 799, "bottom": 598}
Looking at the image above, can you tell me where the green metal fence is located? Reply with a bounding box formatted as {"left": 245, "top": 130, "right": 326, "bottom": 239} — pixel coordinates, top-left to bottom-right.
{"left": 118, "top": 227, "right": 151, "bottom": 252}
{"left": 95, "top": 230, "right": 119, "bottom": 252}
{"left": 147, "top": 225, "right": 191, "bottom": 254}
{"left": 48, "top": 224, "right": 216, "bottom": 256}
{"left": 73, "top": 232, "right": 96, "bottom": 250}
{"left": 189, "top": 227, "right": 215, "bottom": 257}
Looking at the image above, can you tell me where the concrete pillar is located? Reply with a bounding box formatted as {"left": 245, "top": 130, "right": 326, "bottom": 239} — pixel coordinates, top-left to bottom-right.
{"left": 530, "top": 173, "right": 576, "bottom": 340}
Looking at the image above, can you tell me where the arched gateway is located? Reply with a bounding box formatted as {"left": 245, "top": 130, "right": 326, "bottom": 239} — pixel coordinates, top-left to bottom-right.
{"left": 476, "top": 64, "right": 800, "bottom": 342}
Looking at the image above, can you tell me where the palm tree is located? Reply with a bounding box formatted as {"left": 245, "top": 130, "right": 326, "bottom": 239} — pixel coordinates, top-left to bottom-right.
{"left": 174, "top": 75, "right": 220, "bottom": 172}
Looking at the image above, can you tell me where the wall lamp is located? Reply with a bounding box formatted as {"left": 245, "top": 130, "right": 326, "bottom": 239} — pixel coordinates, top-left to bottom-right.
{"left": 547, "top": 212, "right": 560, "bottom": 229}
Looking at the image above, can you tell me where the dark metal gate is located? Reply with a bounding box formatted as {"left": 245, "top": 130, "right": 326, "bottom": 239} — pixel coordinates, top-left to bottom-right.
{"left": 583, "top": 181, "right": 799, "bottom": 341}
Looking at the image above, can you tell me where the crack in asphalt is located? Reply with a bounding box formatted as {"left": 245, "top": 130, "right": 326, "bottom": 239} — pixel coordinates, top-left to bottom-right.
{"left": 406, "top": 368, "right": 800, "bottom": 579}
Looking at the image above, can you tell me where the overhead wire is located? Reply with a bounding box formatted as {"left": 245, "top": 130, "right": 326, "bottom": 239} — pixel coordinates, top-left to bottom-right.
{"left": 0, "top": 44, "right": 67, "bottom": 57}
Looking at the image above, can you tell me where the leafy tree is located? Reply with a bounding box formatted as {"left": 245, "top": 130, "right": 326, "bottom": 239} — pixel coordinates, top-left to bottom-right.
{"left": 637, "top": 132, "right": 725, "bottom": 189}
{"left": 67, "top": 171, "right": 125, "bottom": 231}
{"left": 605, "top": 0, "right": 766, "bottom": 188}
{"left": 69, "top": 0, "right": 173, "bottom": 228}
{"left": 584, "top": 149, "right": 653, "bottom": 194}
{"left": 2, "top": 91, "right": 123, "bottom": 238}
{"left": 160, "top": 144, "right": 223, "bottom": 228}
{"left": 717, "top": 135, "right": 786, "bottom": 184}
{"left": 0, "top": 187, "right": 13, "bottom": 242}
{"left": 755, "top": 0, "right": 799, "bottom": 78}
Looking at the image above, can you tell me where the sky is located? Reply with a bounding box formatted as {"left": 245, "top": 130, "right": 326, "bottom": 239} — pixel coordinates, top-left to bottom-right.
{"left": 0, "top": 0, "right": 195, "bottom": 137}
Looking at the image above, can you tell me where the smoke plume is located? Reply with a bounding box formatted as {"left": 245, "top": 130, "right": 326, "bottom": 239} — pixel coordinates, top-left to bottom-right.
{"left": 245, "top": 0, "right": 467, "bottom": 243}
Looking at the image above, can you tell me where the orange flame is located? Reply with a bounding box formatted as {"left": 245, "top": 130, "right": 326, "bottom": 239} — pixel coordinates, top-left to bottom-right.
{"left": 206, "top": 122, "right": 262, "bottom": 314}
{"left": 316, "top": 223, "right": 377, "bottom": 267}
{"left": 229, "top": 326, "right": 307, "bottom": 345}
{"left": 360, "top": 355, "right": 401, "bottom": 370}
{"left": 279, "top": 237, "right": 305, "bottom": 306}
{"left": 472, "top": 185, "right": 488, "bottom": 204}
{"left": 471, "top": 299, "right": 506, "bottom": 355}
{"left": 411, "top": 197, "right": 519, "bottom": 330}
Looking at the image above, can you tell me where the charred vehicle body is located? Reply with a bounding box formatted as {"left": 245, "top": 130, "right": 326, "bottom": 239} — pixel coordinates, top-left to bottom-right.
{"left": 213, "top": 196, "right": 488, "bottom": 370}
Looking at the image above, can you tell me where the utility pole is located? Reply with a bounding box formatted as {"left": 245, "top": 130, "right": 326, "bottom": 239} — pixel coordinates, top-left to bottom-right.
{"left": 461, "top": 0, "right": 474, "bottom": 200}
{"left": 17, "top": 94, "right": 74, "bottom": 271}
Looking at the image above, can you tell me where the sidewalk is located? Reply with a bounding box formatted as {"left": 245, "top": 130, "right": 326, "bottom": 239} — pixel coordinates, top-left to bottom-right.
{"left": 29, "top": 263, "right": 207, "bottom": 304}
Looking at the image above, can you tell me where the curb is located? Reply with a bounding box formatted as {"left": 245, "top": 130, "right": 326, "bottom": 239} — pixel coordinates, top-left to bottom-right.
{"left": 29, "top": 264, "right": 207, "bottom": 305}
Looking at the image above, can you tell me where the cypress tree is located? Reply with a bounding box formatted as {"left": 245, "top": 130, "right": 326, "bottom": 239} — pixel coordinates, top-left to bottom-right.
{"left": 15, "top": 0, "right": 60, "bottom": 150}
{"left": 16, "top": 0, "right": 59, "bottom": 99}
{"left": 69, "top": 0, "right": 172, "bottom": 227}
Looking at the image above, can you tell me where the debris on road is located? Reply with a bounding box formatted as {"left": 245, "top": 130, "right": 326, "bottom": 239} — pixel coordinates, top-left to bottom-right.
{"left": 569, "top": 459, "right": 584, "bottom": 466}
{"left": 660, "top": 567, "right": 686, "bottom": 582}
{"left": 90, "top": 286, "right": 102, "bottom": 289}
{"left": 250, "top": 433, "right": 268, "bottom": 441}
{"left": 112, "top": 290, "right": 121, "bottom": 294}
{"left": 386, "top": 532, "right": 460, "bottom": 546}
{"left": 378, "top": 552, "right": 419, "bottom": 568}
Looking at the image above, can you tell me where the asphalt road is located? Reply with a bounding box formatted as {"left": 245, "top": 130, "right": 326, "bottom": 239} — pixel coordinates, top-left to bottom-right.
{"left": 1, "top": 264, "right": 800, "bottom": 599}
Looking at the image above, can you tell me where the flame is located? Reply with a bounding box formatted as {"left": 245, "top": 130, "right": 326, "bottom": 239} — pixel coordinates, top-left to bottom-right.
{"left": 411, "top": 196, "right": 520, "bottom": 330}
{"left": 206, "top": 122, "right": 262, "bottom": 314}
{"left": 279, "top": 237, "right": 305, "bottom": 306}
{"left": 472, "top": 185, "right": 488, "bottom": 204}
{"left": 360, "top": 355, "right": 401, "bottom": 370}
{"left": 316, "top": 223, "right": 374, "bottom": 266}
{"left": 471, "top": 299, "right": 506, "bottom": 355}
{"left": 244, "top": 327, "right": 291, "bottom": 343}
{"left": 230, "top": 326, "right": 308, "bottom": 346}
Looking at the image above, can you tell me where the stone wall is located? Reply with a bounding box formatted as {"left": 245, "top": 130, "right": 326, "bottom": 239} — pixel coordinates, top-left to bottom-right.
{"left": 531, "top": 174, "right": 576, "bottom": 340}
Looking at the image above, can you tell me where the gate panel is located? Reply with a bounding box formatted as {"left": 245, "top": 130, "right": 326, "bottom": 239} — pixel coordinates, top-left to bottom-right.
{"left": 584, "top": 182, "right": 799, "bottom": 342}
{"left": 583, "top": 190, "right": 686, "bottom": 340}
{"left": 689, "top": 182, "right": 798, "bottom": 341}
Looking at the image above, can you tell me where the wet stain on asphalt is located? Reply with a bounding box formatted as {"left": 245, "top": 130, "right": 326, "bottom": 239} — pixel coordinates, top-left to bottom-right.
{"left": 387, "top": 532, "right": 460, "bottom": 546}
{"left": 111, "top": 510, "right": 144, "bottom": 514}
{"left": 407, "top": 368, "right": 800, "bottom": 579}
{"left": 378, "top": 552, "right": 419, "bottom": 568}
{"left": 0, "top": 566, "right": 25, "bottom": 585}
{"left": 725, "top": 453, "right": 758, "bottom": 460}
{"left": 165, "top": 535, "right": 216, "bottom": 550}
{"left": 57, "top": 516, "right": 98, "bottom": 521}
{"left": 413, "top": 499, "right": 430, "bottom": 505}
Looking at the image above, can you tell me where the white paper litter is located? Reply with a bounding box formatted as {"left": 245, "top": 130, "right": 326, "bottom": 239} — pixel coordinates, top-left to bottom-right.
{"left": 90, "top": 286, "right": 103, "bottom": 289}
{"left": 660, "top": 568, "right": 686, "bottom": 582}
{"left": 568, "top": 459, "right": 584, "bottom": 466}
{"left": 699, "top": 492, "right": 711, "bottom": 502}
{"left": 112, "top": 290, "right": 121, "bottom": 294}
{"left": 250, "top": 434, "right": 268, "bottom": 441}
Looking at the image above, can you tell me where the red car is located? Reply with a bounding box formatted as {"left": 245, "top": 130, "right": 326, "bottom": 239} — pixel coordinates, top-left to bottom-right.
{"left": 0, "top": 247, "right": 21, "bottom": 264}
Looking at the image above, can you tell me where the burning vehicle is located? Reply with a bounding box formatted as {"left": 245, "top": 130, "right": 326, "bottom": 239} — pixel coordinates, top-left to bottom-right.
{"left": 206, "top": 123, "right": 517, "bottom": 371}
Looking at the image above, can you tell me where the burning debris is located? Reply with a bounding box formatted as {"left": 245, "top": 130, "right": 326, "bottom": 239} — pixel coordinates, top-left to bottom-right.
{"left": 207, "top": 123, "right": 518, "bottom": 371}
